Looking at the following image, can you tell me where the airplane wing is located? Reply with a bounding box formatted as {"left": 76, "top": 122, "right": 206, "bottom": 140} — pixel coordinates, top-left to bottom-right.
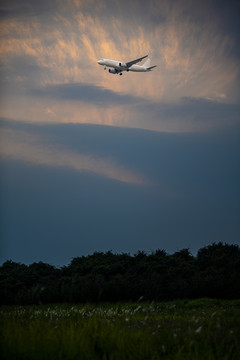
{"left": 126, "top": 55, "right": 148, "bottom": 67}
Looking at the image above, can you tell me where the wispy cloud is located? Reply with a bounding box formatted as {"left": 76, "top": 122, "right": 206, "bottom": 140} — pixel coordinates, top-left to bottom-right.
{"left": 1, "top": 0, "right": 239, "bottom": 100}
{"left": 1, "top": 128, "right": 146, "bottom": 185}
{"left": 0, "top": 0, "right": 239, "bottom": 132}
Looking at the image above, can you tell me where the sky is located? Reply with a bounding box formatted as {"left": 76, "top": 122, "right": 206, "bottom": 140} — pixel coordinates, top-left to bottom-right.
{"left": 0, "top": 0, "right": 239, "bottom": 266}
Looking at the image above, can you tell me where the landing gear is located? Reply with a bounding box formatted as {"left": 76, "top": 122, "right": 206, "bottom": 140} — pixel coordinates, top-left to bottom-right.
{"left": 104, "top": 66, "right": 106, "bottom": 70}
{"left": 119, "top": 73, "right": 122, "bottom": 76}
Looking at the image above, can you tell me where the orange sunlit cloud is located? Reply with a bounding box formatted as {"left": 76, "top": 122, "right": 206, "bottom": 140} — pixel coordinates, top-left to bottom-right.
{"left": 1, "top": 128, "right": 146, "bottom": 185}
{"left": 0, "top": 0, "right": 239, "bottom": 132}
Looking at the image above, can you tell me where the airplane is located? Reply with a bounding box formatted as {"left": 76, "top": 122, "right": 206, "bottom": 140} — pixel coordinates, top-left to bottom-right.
{"left": 97, "top": 54, "right": 157, "bottom": 76}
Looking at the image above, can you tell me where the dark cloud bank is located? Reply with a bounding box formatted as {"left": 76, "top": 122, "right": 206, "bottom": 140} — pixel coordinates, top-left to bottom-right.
{"left": 30, "top": 83, "right": 142, "bottom": 106}
{"left": 1, "top": 120, "right": 239, "bottom": 266}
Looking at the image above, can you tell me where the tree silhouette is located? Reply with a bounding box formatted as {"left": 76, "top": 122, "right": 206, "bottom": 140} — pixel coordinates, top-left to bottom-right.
{"left": 0, "top": 243, "right": 239, "bottom": 305}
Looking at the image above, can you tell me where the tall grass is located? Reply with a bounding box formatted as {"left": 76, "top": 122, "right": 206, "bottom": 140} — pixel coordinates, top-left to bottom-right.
{"left": 1, "top": 299, "right": 239, "bottom": 359}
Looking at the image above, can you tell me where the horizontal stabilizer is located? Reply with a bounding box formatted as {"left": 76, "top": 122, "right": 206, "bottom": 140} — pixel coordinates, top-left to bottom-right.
{"left": 147, "top": 65, "right": 157, "bottom": 70}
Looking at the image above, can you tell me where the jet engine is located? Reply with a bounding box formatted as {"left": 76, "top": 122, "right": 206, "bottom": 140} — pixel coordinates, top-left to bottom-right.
{"left": 119, "top": 62, "right": 127, "bottom": 67}
{"left": 109, "top": 69, "right": 118, "bottom": 74}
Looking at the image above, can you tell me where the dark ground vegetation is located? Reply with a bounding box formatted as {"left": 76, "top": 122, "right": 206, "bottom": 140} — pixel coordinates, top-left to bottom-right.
{"left": 1, "top": 300, "right": 240, "bottom": 360}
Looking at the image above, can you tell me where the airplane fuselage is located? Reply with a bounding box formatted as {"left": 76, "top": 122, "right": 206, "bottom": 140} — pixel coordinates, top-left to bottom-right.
{"left": 98, "top": 59, "right": 147, "bottom": 72}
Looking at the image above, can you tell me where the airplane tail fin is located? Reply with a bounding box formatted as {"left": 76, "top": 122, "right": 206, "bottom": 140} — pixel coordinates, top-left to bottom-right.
{"left": 143, "top": 58, "right": 157, "bottom": 71}
{"left": 143, "top": 58, "right": 151, "bottom": 68}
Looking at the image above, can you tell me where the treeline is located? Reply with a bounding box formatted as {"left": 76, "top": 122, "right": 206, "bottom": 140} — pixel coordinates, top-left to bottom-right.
{"left": 0, "top": 242, "right": 240, "bottom": 305}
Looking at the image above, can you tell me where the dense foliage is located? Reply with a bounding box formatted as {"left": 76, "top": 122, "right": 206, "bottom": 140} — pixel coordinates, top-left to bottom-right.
{"left": 0, "top": 242, "right": 240, "bottom": 305}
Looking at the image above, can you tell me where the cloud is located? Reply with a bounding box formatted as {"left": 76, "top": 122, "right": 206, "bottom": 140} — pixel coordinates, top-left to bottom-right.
{"left": 1, "top": 119, "right": 239, "bottom": 265}
{"left": 132, "top": 97, "right": 240, "bottom": 132}
{"left": 1, "top": 0, "right": 239, "bottom": 100}
{"left": 1, "top": 0, "right": 239, "bottom": 267}
{"left": 30, "top": 82, "right": 142, "bottom": 106}
{"left": 0, "top": 127, "right": 146, "bottom": 185}
{"left": 0, "top": 0, "right": 239, "bottom": 133}
{"left": 0, "top": 0, "right": 59, "bottom": 20}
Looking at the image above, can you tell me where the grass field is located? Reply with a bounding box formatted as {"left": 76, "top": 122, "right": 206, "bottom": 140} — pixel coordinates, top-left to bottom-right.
{"left": 0, "top": 299, "right": 239, "bottom": 359}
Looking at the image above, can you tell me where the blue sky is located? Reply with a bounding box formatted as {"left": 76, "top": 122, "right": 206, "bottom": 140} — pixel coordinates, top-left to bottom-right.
{"left": 0, "top": 0, "right": 239, "bottom": 265}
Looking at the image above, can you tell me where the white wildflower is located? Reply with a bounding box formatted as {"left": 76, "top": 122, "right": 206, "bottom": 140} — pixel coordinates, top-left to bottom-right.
{"left": 195, "top": 326, "right": 202, "bottom": 334}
